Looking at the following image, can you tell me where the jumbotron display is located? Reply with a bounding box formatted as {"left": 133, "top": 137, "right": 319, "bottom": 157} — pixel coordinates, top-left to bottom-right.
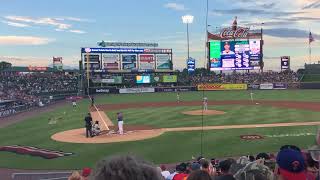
{"left": 209, "top": 40, "right": 261, "bottom": 71}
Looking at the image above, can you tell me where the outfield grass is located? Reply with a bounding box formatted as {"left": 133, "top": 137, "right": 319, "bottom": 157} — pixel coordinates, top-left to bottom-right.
{"left": 96, "top": 90, "right": 320, "bottom": 104}
{"left": 107, "top": 105, "right": 320, "bottom": 128}
{"left": 0, "top": 90, "right": 319, "bottom": 169}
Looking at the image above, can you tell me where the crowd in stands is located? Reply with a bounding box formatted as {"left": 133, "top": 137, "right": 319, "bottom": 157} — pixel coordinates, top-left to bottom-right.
{"left": 178, "top": 71, "right": 300, "bottom": 86}
{"left": 91, "top": 70, "right": 300, "bottom": 89}
{"left": 0, "top": 72, "right": 78, "bottom": 117}
{"left": 68, "top": 144, "right": 319, "bottom": 180}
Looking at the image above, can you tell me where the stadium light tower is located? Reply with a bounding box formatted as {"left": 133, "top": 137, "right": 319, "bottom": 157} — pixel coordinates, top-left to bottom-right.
{"left": 182, "top": 15, "right": 194, "bottom": 59}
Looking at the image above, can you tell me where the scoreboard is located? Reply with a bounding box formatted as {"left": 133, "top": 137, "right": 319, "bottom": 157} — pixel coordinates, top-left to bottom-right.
{"left": 209, "top": 40, "right": 262, "bottom": 71}
{"left": 81, "top": 47, "right": 172, "bottom": 71}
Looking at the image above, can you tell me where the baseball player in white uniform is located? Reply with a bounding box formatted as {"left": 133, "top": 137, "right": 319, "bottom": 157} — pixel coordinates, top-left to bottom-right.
{"left": 203, "top": 97, "right": 208, "bottom": 111}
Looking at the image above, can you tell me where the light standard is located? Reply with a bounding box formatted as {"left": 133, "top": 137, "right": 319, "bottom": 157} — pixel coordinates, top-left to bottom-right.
{"left": 182, "top": 15, "right": 194, "bottom": 59}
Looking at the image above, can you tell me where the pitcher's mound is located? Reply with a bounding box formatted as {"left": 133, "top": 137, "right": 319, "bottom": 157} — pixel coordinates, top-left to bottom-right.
{"left": 182, "top": 110, "right": 225, "bottom": 116}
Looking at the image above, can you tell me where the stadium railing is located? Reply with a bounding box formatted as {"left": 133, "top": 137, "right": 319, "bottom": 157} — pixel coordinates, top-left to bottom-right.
{"left": 12, "top": 172, "right": 71, "bottom": 180}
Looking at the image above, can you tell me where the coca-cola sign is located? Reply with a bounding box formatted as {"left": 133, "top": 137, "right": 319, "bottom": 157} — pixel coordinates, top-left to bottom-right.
{"left": 220, "top": 27, "right": 249, "bottom": 39}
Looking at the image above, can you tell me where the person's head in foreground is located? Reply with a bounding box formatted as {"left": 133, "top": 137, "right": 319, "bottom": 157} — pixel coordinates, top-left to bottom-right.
{"left": 187, "top": 170, "right": 212, "bottom": 180}
{"left": 91, "top": 155, "right": 163, "bottom": 180}
{"left": 234, "top": 160, "right": 274, "bottom": 180}
{"left": 68, "top": 171, "right": 82, "bottom": 180}
{"left": 276, "top": 145, "right": 306, "bottom": 180}
{"left": 81, "top": 167, "right": 91, "bottom": 180}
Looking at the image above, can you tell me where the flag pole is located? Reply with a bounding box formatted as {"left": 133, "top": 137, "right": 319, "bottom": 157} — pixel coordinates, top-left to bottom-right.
{"left": 309, "top": 42, "right": 311, "bottom": 64}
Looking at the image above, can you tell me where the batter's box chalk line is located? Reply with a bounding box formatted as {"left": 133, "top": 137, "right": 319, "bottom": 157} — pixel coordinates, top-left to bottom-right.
{"left": 106, "top": 130, "right": 134, "bottom": 135}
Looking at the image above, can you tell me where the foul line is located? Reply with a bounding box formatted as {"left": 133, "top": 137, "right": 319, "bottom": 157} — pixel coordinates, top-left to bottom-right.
{"left": 89, "top": 95, "right": 109, "bottom": 130}
{"left": 163, "top": 121, "right": 320, "bottom": 132}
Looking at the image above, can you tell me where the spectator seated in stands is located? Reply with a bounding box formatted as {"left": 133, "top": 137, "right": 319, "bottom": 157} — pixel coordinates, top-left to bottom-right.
{"left": 68, "top": 171, "right": 82, "bottom": 180}
{"left": 91, "top": 155, "right": 163, "bottom": 180}
{"left": 81, "top": 167, "right": 91, "bottom": 180}
{"left": 187, "top": 170, "right": 212, "bottom": 180}
{"left": 160, "top": 164, "right": 171, "bottom": 179}
{"left": 172, "top": 163, "right": 188, "bottom": 180}
{"left": 275, "top": 145, "right": 307, "bottom": 180}
{"left": 216, "top": 159, "right": 236, "bottom": 180}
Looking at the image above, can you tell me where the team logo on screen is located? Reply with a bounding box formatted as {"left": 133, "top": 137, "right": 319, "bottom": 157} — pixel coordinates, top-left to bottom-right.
{"left": 84, "top": 48, "right": 91, "bottom": 53}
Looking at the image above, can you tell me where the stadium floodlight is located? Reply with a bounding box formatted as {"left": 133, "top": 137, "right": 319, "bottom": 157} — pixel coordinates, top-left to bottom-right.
{"left": 181, "top": 15, "right": 194, "bottom": 59}
{"left": 182, "top": 15, "right": 194, "bottom": 24}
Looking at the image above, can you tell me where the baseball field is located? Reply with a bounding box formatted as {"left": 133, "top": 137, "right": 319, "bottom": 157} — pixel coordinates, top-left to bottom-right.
{"left": 1, "top": 90, "right": 320, "bottom": 170}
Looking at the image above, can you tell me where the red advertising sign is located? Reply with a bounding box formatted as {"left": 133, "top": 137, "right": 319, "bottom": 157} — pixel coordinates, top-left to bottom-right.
{"left": 53, "top": 57, "right": 62, "bottom": 63}
{"left": 139, "top": 54, "right": 155, "bottom": 70}
{"left": 220, "top": 27, "right": 249, "bottom": 39}
{"left": 28, "top": 66, "right": 48, "bottom": 71}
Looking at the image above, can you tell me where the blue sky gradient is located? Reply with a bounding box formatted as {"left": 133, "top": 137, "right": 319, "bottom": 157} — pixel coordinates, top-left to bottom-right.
{"left": 0, "top": 0, "right": 319, "bottom": 70}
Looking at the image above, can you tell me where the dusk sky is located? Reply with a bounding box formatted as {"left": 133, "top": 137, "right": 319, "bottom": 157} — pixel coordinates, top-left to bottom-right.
{"left": 0, "top": 0, "right": 319, "bottom": 71}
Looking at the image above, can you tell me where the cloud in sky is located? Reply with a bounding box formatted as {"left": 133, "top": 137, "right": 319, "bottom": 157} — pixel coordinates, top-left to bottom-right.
{"left": 3, "top": 15, "right": 88, "bottom": 33}
{"left": 302, "top": 0, "right": 320, "bottom": 9}
{"left": 5, "top": 15, "right": 71, "bottom": 30}
{"left": 164, "top": 2, "right": 188, "bottom": 11}
{"left": 2, "top": 21, "right": 30, "bottom": 27}
{"left": 210, "top": 8, "right": 304, "bottom": 17}
{"left": 69, "top": 29, "right": 86, "bottom": 34}
{"left": 264, "top": 28, "right": 320, "bottom": 39}
{"left": 0, "top": 36, "right": 54, "bottom": 45}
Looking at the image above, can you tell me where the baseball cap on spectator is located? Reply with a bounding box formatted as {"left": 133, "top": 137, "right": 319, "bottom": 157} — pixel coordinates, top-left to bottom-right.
{"left": 81, "top": 167, "right": 91, "bottom": 177}
{"left": 276, "top": 148, "right": 306, "bottom": 180}
{"left": 280, "top": 145, "right": 301, "bottom": 152}
{"left": 197, "top": 156, "right": 205, "bottom": 162}
{"left": 191, "top": 162, "right": 201, "bottom": 171}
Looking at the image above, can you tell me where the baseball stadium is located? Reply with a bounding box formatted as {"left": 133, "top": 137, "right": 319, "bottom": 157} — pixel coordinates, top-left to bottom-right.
{"left": 1, "top": 1, "right": 320, "bottom": 180}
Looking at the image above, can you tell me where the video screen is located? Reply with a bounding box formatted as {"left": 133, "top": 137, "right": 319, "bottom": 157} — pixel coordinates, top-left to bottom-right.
{"left": 209, "top": 40, "right": 261, "bottom": 71}
{"left": 136, "top": 75, "right": 151, "bottom": 84}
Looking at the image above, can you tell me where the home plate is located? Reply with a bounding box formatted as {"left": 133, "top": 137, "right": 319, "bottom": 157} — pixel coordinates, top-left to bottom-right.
{"left": 256, "top": 103, "right": 259, "bottom": 105}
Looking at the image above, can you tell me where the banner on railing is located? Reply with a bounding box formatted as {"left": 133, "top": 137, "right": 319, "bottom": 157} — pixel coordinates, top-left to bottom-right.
{"left": 197, "top": 84, "right": 247, "bottom": 91}
{"left": 273, "top": 83, "right": 287, "bottom": 90}
{"left": 119, "top": 88, "right": 155, "bottom": 94}
{"left": 247, "top": 84, "right": 260, "bottom": 90}
{"left": 155, "top": 86, "right": 196, "bottom": 92}
{"left": 89, "top": 87, "right": 119, "bottom": 94}
{"left": 260, "top": 83, "right": 273, "bottom": 90}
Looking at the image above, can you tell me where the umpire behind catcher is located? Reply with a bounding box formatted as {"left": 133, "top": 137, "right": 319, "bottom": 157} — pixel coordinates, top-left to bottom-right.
{"left": 85, "top": 113, "right": 93, "bottom": 138}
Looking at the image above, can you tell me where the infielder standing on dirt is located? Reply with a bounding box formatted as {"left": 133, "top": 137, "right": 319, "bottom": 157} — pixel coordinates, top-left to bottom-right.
{"left": 203, "top": 97, "right": 208, "bottom": 111}
{"left": 72, "top": 99, "right": 77, "bottom": 108}
{"left": 117, "top": 112, "right": 124, "bottom": 135}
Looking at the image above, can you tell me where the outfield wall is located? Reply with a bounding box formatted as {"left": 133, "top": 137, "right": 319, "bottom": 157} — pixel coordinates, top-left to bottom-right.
{"left": 87, "top": 82, "right": 320, "bottom": 94}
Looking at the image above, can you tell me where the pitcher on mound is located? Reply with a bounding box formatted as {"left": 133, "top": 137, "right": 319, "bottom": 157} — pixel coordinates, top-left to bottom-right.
{"left": 203, "top": 97, "right": 208, "bottom": 111}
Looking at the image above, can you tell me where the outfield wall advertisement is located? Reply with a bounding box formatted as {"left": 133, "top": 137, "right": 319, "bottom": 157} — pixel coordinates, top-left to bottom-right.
{"left": 162, "top": 75, "right": 177, "bottom": 83}
{"left": 260, "top": 83, "right": 274, "bottom": 90}
{"left": 119, "top": 88, "right": 155, "bottom": 94}
{"left": 197, "top": 84, "right": 247, "bottom": 91}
